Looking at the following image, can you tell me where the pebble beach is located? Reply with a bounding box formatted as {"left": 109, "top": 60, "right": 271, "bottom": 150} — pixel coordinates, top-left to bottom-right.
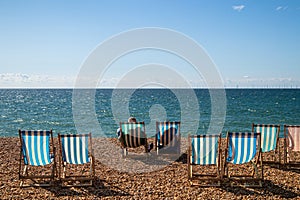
{"left": 1, "top": 137, "right": 300, "bottom": 199}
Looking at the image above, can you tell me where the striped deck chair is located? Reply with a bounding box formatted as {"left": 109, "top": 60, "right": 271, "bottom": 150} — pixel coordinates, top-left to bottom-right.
{"left": 155, "top": 121, "right": 181, "bottom": 155}
{"left": 58, "top": 133, "right": 95, "bottom": 187}
{"left": 252, "top": 123, "right": 280, "bottom": 164}
{"left": 119, "top": 122, "right": 148, "bottom": 156}
{"left": 224, "top": 132, "right": 263, "bottom": 187}
{"left": 284, "top": 125, "right": 300, "bottom": 167}
{"left": 188, "top": 134, "right": 222, "bottom": 186}
{"left": 19, "top": 130, "right": 56, "bottom": 187}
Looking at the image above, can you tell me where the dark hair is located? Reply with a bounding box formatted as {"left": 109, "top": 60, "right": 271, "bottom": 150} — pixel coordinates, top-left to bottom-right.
{"left": 128, "top": 117, "right": 137, "bottom": 123}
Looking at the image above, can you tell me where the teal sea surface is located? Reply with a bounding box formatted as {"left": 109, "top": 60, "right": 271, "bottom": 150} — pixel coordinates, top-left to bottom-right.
{"left": 0, "top": 89, "right": 299, "bottom": 137}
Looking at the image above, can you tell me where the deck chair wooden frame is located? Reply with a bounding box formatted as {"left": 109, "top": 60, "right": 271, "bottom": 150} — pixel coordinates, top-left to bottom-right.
{"left": 252, "top": 123, "right": 280, "bottom": 165}
{"left": 188, "top": 134, "right": 222, "bottom": 187}
{"left": 19, "top": 130, "right": 56, "bottom": 187}
{"left": 58, "top": 133, "right": 95, "bottom": 187}
{"left": 283, "top": 125, "right": 300, "bottom": 168}
{"left": 155, "top": 121, "right": 181, "bottom": 155}
{"left": 119, "top": 122, "right": 148, "bottom": 157}
{"left": 224, "top": 132, "right": 263, "bottom": 187}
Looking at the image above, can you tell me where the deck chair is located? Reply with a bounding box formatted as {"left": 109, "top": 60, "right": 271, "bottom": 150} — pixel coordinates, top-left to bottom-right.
{"left": 58, "top": 133, "right": 95, "bottom": 187}
{"left": 224, "top": 132, "right": 263, "bottom": 187}
{"left": 155, "top": 121, "right": 181, "bottom": 155}
{"left": 19, "top": 130, "right": 56, "bottom": 187}
{"left": 284, "top": 125, "right": 300, "bottom": 168}
{"left": 252, "top": 123, "right": 280, "bottom": 164}
{"left": 119, "top": 122, "right": 148, "bottom": 157}
{"left": 188, "top": 134, "right": 222, "bottom": 186}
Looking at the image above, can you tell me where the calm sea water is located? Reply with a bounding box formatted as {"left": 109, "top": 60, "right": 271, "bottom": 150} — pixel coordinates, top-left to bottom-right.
{"left": 0, "top": 89, "right": 299, "bottom": 137}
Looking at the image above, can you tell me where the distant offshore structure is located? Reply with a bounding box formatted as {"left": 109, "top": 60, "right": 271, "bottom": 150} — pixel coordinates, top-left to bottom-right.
{"left": 231, "top": 84, "right": 299, "bottom": 89}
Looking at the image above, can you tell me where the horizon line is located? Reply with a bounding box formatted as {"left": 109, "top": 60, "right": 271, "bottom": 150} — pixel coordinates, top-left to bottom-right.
{"left": 0, "top": 86, "right": 298, "bottom": 90}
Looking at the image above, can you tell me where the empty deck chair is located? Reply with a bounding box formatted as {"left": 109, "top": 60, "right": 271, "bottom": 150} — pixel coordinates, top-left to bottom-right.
{"left": 252, "top": 123, "right": 280, "bottom": 164}
{"left": 188, "top": 134, "right": 222, "bottom": 186}
{"left": 224, "top": 132, "right": 263, "bottom": 187}
{"left": 155, "top": 121, "right": 181, "bottom": 155}
{"left": 58, "top": 133, "right": 95, "bottom": 187}
{"left": 284, "top": 125, "right": 300, "bottom": 167}
{"left": 19, "top": 130, "right": 56, "bottom": 187}
{"left": 119, "top": 122, "right": 148, "bottom": 156}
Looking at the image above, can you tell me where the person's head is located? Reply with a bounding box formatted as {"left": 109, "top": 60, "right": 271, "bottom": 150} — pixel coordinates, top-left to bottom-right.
{"left": 128, "top": 117, "right": 137, "bottom": 123}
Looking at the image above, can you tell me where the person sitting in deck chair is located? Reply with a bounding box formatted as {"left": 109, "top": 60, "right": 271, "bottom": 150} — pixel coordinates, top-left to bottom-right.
{"left": 116, "top": 117, "right": 153, "bottom": 152}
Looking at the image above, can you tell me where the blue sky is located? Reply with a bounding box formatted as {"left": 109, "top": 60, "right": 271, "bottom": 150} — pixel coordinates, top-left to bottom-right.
{"left": 0, "top": 0, "right": 299, "bottom": 88}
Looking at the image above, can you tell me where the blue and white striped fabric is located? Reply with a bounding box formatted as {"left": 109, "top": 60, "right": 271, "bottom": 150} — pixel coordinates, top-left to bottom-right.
{"left": 227, "top": 132, "right": 258, "bottom": 164}
{"left": 20, "top": 130, "right": 52, "bottom": 166}
{"left": 157, "top": 122, "right": 179, "bottom": 147}
{"left": 254, "top": 125, "right": 279, "bottom": 153}
{"left": 121, "top": 123, "right": 146, "bottom": 148}
{"left": 122, "top": 123, "right": 144, "bottom": 135}
{"left": 60, "top": 134, "right": 90, "bottom": 165}
{"left": 191, "top": 135, "right": 219, "bottom": 165}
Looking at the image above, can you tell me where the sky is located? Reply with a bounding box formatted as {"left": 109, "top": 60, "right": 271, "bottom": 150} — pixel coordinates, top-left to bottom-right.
{"left": 0, "top": 0, "right": 299, "bottom": 88}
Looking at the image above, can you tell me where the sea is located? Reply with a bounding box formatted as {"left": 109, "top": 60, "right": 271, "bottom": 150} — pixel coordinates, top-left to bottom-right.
{"left": 0, "top": 89, "right": 299, "bottom": 138}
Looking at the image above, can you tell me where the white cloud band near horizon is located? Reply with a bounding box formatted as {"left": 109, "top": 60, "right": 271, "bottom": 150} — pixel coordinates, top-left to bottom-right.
{"left": 0, "top": 73, "right": 75, "bottom": 88}
{"left": 0, "top": 73, "right": 299, "bottom": 88}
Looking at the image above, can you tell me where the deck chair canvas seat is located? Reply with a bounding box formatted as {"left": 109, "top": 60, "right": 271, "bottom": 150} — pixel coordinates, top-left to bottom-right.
{"left": 188, "top": 134, "right": 222, "bottom": 186}
{"left": 224, "top": 132, "right": 263, "bottom": 187}
{"left": 252, "top": 123, "right": 280, "bottom": 164}
{"left": 19, "top": 130, "right": 56, "bottom": 187}
{"left": 58, "top": 133, "right": 95, "bottom": 187}
{"left": 284, "top": 125, "right": 300, "bottom": 168}
{"left": 156, "top": 121, "right": 181, "bottom": 155}
{"left": 119, "top": 122, "right": 148, "bottom": 156}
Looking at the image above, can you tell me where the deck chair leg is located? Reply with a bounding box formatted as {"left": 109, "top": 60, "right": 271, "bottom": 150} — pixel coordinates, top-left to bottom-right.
{"left": 188, "top": 165, "right": 192, "bottom": 179}
{"left": 20, "top": 180, "right": 24, "bottom": 187}
{"left": 89, "top": 169, "right": 93, "bottom": 186}
{"left": 90, "top": 158, "right": 93, "bottom": 175}
{"left": 63, "top": 162, "right": 66, "bottom": 179}
{"left": 188, "top": 167, "right": 194, "bottom": 186}
{"left": 53, "top": 159, "right": 57, "bottom": 178}
{"left": 20, "top": 165, "right": 27, "bottom": 187}
{"left": 23, "top": 165, "right": 28, "bottom": 176}
{"left": 251, "top": 161, "right": 258, "bottom": 178}
{"left": 123, "top": 148, "right": 127, "bottom": 157}
{"left": 287, "top": 149, "right": 291, "bottom": 164}
{"left": 278, "top": 142, "right": 281, "bottom": 167}
{"left": 188, "top": 164, "right": 193, "bottom": 186}
{"left": 89, "top": 159, "right": 93, "bottom": 182}
{"left": 273, "top": 150, "right": 277, "bottom": 162}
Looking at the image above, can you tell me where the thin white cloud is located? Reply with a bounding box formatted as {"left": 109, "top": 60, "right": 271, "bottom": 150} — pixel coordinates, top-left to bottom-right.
{"left": 232, "top": 5, "right": 245, "bottom": 12}
{"left": 276, "top": 6, "right": 288, "bottom": 11}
